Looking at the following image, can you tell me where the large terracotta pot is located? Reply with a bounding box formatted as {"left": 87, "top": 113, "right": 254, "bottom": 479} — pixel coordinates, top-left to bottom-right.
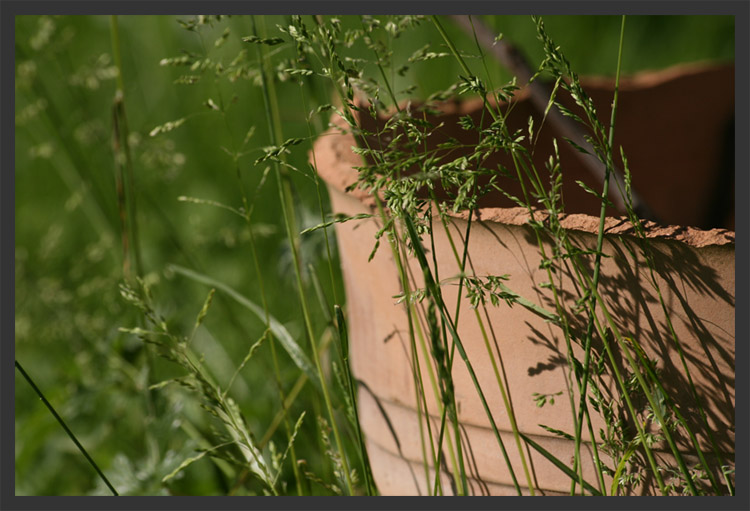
{"left": 313, "top": 63, "right": 735, "bottom": 495}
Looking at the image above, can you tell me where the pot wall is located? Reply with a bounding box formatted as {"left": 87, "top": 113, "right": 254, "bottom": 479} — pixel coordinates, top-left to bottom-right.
{"left": 313, "top": 63, "right": 735, "bottom": 495}
{"left": 329, "top": 186, "right": 734, "bottom": 495}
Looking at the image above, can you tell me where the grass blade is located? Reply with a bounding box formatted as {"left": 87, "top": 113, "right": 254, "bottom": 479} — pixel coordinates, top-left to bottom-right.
{"left": 162, "top": 440, "right": 236, "bottom": 484}
{"left": 402, "top": 213, "right": 522, "bottom": 495}
{"left": 334, "top": 305, "right": 376, "bottom": 495}
{"left": 167, "top": 264, "right": 320, "bottom": 391}
{"left": 519, "top": 433, "right": 602, "bottom": 495}
{"left": 15, "top": 360, "right": 119, "bottom": 496}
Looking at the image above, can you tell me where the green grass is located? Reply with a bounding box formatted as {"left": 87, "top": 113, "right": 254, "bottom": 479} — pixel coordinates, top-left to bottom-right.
{"left": 15, "top": 14, "right": 734, "bottom": 496}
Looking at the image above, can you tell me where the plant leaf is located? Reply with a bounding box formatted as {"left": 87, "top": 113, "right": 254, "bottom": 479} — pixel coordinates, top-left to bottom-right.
{"left": 300, "top": 213, "right": 372, "bottom": 235}
{"left": 520, "top": 433, "right": 602, "bottom": 495}
{"left": 167, "top": 264, "right": 321, "bottom": 392}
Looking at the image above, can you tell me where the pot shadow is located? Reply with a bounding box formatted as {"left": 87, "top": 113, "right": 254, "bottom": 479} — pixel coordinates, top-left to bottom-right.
{"left": 447, "top": 210, "right": 734, "bottom": 491}
{"left": 600, "top": 237, "right": 731, "bottom": 451}
{"left": 357, "top": 380, "right": 427, "bottom": 495}
{"left": 457, "top": 422, "right": 491, "bottom": 496}
{"left": 373, "top": 325, "right": 468, "bottom": 495}
{"left": 520, "top": 230, "right": 734, "bottom": 481}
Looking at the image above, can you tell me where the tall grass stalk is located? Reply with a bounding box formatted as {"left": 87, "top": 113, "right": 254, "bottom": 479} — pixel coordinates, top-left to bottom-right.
{"left": 303, "top": 111, "right": 377, "bottom": 496}
{"left": 512, "top": 15, "right": 727, "bottom": 495}
{"left": 295, "top": 30, "right": 376, "bottom": 488}
{"left": 110, "top": 16, "right": 143, "bottom": 280}
{"left": 614, "top": 153, "right": 733, "bottom": 495}
{"left": 194, "top": 23, "right": 306, "bottom": 493}
{"left": 252, "top": 15, "right": 355, "bottom": 495}
{"left": 403, "top": 213, "right": 522, "bottom": 495}
{"left": 15, "top": 361, "right": 119, "bottom": 496}
{"left": 308, "top": 15, "right": 472, "bottom": 493}
{"left": 568, "top": 15, "right": 628, "bottom": 495}
{"left": 483, "top": 16, "right": 668, "bottom": 494}
{"left": 287, "top": 16, "right": 439, "bottom": 495}
{"left": 391, "top": 206, "right": 452, "bottom": 494}
{"left": 431, "top": 14, "right": 535, "bottom": 495}
{"left": 437, "top": 14, "right": 625, "bottom": 495}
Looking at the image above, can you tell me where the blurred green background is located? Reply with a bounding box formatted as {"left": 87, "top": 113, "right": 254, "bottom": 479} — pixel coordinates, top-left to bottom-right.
{"left": 14, "top": 14, "right": 733, "bottom": 496}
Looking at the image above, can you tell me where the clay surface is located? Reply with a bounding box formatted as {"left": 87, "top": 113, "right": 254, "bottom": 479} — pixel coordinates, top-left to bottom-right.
{"left": 313, "top": 63, "right": 736, "bottom": 496}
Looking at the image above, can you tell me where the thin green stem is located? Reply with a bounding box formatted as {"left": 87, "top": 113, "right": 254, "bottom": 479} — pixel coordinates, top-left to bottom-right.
{"left": 376, "top": 198, "right": 443, "bottom": 494}
{"left": 110, "top": 15, "right": 143, "bottom": 280}
{"left": 570, "top": 15, "right": 627, "bottom": 495}
{"left": 423, "top": 211, "right": 468, "bottom": 496}
{"left": 361, "top": 17, "right": 401, "bottom": 111}
{"left": 299, "top": 79, "right": 340, "bottom": 307}
{"left": 453, "top": 17, "right": 607, "bottom": 495}
{"left": 308, "top": 15, "right": 454, "bottom": 494}
{"left": 432, "top": 15, "right": 540, "bottom": 495}
{"left": 403, "top": 214, "right": 522, "bottom": 495}
{"left": 334, "top": 305, "right": 376, "bottom": 495}
{"left": 253, "top": 15, "right": 354, "bottom": 495}
{"left": 16, "top": 360, "right": 119, "bottom": 496}
{"left": 193, "top": 23, "right": 305, "bottom": 494}
{"left": 474, "top": 307, "right": 536, "bottom": 493}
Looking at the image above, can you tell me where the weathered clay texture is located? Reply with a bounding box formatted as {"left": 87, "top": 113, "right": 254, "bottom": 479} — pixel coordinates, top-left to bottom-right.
{"left": 313, "top": 63, "right": 735, "bottom": 496}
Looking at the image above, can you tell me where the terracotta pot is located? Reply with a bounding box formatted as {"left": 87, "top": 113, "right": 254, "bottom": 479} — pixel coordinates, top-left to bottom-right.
{"left": 313, "top": 63, "right": 735, "bottom": 495}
